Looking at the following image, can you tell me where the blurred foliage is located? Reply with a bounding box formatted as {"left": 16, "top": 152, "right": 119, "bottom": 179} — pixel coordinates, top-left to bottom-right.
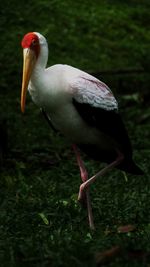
{"left": 0, "top": 0, "right": 150, "bottom": 266}
{"left": 0, "top": 0, "right": 150, "bottom": 92}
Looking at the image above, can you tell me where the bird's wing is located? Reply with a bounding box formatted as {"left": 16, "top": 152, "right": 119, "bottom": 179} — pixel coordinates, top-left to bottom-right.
{"left": 40, "top": 108, "right": 58, "bottom": 133}
{"left": 71, "top": 76, "right": 132, "bottom": 156}
{"left": 71, "top": 75, "right": 118, "bottom": 111}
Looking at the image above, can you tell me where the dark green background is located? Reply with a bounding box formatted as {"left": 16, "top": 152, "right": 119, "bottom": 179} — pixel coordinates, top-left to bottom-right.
{"left": 0, "top": 1, "right": 150, "bottom": 266}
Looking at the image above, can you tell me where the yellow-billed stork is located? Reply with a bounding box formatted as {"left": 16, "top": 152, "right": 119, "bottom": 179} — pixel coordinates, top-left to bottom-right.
{"left": 21, "top": 32, "right": 143, "bottom": 230}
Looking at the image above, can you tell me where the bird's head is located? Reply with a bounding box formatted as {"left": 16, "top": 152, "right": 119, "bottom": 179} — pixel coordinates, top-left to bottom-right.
{"left": 21, "top": 32, "right": 40, "bottom": 113}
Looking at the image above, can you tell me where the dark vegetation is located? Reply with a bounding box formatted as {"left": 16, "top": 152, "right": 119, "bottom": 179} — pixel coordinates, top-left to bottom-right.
{"left": 0, "top": 0, "right": 150, "bottom": 266}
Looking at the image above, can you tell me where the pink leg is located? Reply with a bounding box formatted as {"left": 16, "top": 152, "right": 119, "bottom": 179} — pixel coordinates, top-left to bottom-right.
{"left": 78, "top": 152, "right": 124, "bottom": 201}
{"left": 72, "top": 145, "right": 88, "bottom": 183}
{"left": 72, "top": 144, "right": 95, "bottom": 230}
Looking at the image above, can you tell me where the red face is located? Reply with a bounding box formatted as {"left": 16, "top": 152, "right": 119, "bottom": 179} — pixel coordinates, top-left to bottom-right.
{"left": 21, "top": 32, "right": 40, "bottom": 58}
{"left": 21, "top": 32, "right": 40, "bottom": 113}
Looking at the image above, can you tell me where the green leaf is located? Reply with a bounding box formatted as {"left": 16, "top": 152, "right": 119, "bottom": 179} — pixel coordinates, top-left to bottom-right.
{"left": 38, "top": 213, "right": 49, "bottom": 225}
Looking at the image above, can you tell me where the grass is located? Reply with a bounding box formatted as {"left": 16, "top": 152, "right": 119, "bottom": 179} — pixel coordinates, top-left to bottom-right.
{"left": 0, "top": 0, "right": 150, "bottom": 266}
{"left": 0, "top": 87, "right": 149, "bottom": 267}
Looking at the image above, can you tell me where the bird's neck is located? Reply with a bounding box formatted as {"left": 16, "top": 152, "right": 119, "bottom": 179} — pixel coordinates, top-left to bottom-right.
{"left": 31, "top": 43, "right": 48, "bottom": 82}
{"left": 29, "top": 43, "right": 49, "bottom": 106}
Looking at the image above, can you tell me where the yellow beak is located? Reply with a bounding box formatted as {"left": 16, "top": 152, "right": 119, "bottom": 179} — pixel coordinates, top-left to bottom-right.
{"left": 21, "top": 48, "right": 36, "bottom": 113}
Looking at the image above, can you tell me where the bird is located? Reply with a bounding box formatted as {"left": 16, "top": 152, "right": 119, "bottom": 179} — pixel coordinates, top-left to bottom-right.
{"left": 20, "top": 32, "right": 143, "bottom": 230}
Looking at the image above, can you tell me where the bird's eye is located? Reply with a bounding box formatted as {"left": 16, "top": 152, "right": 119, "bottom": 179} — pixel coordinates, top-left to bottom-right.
{"left": 32, "top": 39, "right": 37, "bottom": 46}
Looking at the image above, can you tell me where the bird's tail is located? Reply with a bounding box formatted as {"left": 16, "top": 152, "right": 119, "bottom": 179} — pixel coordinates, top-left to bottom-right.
{"left": 119, "top": 159, "right": 144, "bottom": 175}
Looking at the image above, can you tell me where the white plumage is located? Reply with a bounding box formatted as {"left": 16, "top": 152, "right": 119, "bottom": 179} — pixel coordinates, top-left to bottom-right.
{"left": 27, "top": 33, "right": 117, "bottom": 145}
{"left": 28, "top": 48, "right": 117, "bottom": 144}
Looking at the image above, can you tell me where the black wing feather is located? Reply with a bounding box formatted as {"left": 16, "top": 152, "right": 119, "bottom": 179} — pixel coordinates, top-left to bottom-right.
{"left": 73, "top": 98, "right": 132, "bottom": 157}
{"left": 73, "top": 99, "right": 143, "bottom": 175}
